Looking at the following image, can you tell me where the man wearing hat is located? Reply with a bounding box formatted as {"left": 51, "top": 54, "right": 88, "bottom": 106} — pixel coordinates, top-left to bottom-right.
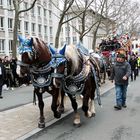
{"left": 110, "top": 53, "right": 131, "bottom": 110}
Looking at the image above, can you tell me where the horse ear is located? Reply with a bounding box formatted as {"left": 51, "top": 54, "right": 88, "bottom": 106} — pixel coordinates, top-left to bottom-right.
{"left": 49, "top": 45, "right": 56, "bottom": 55}
{"left": 28, "top": 37, "right": 33, "bottom": 46}
{"left": 59, "top": 44, "right": 66, "bottom": 55}
{"left": 18, "top": 35, "right": 25, "bottom": 43}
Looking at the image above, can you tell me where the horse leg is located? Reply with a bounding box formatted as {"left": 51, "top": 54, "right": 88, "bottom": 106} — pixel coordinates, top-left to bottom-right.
{"left": 82, "top": 94, "right": 91, "bottom": 117}
{"left": 68, "top": 94, "right": 81, "bottom": 126}
{"left": 35, "top": 90, "right": 45, "bottom": 128}
{"left": 58, "top": 89, "right": 65, "bottom": 113}
{"left": 88, "top": 99, "right": 96, "bottom": 117}
{"left": 82, "top": 89, "right": 95, "bottom": 118}
{"left": 51, "top": 89, "right": 61, "bottom": 119}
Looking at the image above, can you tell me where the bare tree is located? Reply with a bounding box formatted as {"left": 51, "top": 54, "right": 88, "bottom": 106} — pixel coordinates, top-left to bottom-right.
{"left": 50, "top": 0, "right": 94, "bottom": 48}
{"left": 12, "top": 0, "right": 37, "bottom": 58}
{"left": 50, "top": 0, "right": 75, "bottom": 48}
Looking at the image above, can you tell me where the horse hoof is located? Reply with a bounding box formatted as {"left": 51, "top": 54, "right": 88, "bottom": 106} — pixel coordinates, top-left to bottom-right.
{"left": 54, "top": 112, "right": 61, "bottom": 119}
{"left": 73, "top": 123, "right": 81, "bottom": 127}
{"left": 91, "top": 113, "right": 96, "bottom": 117}
{"left": 38, "top": 122, "right": 45, "bottom": 128}
{"left": 58, "top": 107, "right": 64, "bottom": 113}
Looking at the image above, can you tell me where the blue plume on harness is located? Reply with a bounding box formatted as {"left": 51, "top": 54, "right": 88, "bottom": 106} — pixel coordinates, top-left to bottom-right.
{"left": 49, "top": 44, "right": 56, "bottom": 55}
{"left": 50, "top": 54, "right": 66, "bottom": 69}
{"left": 49, "top": 44, "right": 67, "bottom": 68}
{"left": 18, "top": 39, "right": 33, "bottom": 54}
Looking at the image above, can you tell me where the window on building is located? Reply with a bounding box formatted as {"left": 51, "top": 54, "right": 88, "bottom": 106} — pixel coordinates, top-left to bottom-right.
{"left": 73, "top": 36, "right": 77, "bottom": 44}
{"left": 24, "top": 2, "right": 28, "bottom": 9}
{"left": 0, "top": 0, "right": 3, "bottom": 6}
{"left": 32, "top": 23, "right": 35, "bottom": 33}
{"left": 48, "top": 0, "right": 52, "bottom": 8}
{"left": 49, "top": 10, "right": 52, "bottom": 18}
{"left": 9, "top": 40, "right": 13, "bottom": 53}
{"left": 72, "top": 26, "right": 76, "bottom": 33}
{"left": 8, "top": 18, "right": 13, "bottom": 29}
{"left": 24, "top": 21, "right": 28, "bottom": 32}
{"left": 50, "top": 26, "right": 52, "bottom": 35}
{"left": 65, "top": 26, "right": 70, "bottom": 36}
{"left": 44, "top": 25, "right": 47, "bottom": 34}
{"left": 66, "top": 37, "right": 70, "bottom": 44}
{"left": 0, "top": 39, "right": 5, "bottom": 54}
{"left": 7, "top": 0, "right": 12, "bottom": 6}
{"left": 44, "top": 9, "right": 47, "bottom": 17}
{"left": 0, "top": 17, "right": 4, "bottom": 29}
{"left": 31, "top": 7, "right": 35, "bottom": 16}
{"left": 18, "top": 20, "right": 21, "bottom": 31}
{"left": 38, "top": 24, "right": 41, "bottom": 34}
{"left": 38, "top": 6, "right": 41, "bottom": 16}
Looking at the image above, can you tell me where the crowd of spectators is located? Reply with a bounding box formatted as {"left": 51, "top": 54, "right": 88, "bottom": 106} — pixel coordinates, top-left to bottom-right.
{"left": 0, "top": 56, "right": 31, "bottom": 96}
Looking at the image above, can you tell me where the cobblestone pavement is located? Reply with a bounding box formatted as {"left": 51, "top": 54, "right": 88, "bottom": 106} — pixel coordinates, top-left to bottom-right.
{"left": 0, "top": 80, "right": 114, "bottom": 140}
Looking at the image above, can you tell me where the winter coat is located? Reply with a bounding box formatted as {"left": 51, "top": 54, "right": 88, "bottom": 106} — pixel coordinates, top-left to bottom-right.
{"left": 0, "top": 63, "right": 6, "bottom": 86}
{"left": 110, "top": 61, "right": 131, "bottom": 85}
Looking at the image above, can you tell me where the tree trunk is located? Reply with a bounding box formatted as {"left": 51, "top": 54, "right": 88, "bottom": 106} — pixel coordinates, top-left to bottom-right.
{"left": 12, "top": 12, "right": 19, "bottom": 58}
{"left": 55, "top": 23, "right": 62, "bottom": 48}
{"left": 92, "top": 22, "right": 100, "bottom": 50}
{"left": 79, "top": 34, "right": 83, "bottom": 43}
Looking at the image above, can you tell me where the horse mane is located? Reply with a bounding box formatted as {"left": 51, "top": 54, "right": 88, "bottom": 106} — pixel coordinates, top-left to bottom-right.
{"left": 32, "top": 37, "right": 48, "bottom": 52}
{"left": 65, "top": 44, "right": 80, "bottom": 74}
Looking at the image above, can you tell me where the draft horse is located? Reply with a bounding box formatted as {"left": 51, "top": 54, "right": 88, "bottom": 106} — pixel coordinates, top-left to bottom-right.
{"left": 18, "top": 36, "right": 63, "bottom": 128}
{"left": 52, "top": 44, "right": 100, "bottom": 126}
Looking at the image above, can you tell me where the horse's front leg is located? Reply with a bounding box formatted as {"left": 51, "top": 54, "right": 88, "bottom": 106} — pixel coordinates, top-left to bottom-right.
{"left": 68, "top": 94, "right": 81, "bottom": 126}
{"left": 51, "top": 88, "right": 61, "bottom": 119}
{"left": 58, "top": 89, "right": 65, "bottom": 113}
{"left": 35, "top": 90, "right": 45, "bottom": 128}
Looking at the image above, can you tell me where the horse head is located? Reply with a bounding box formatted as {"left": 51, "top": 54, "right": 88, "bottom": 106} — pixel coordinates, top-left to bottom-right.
{"left": 50, "top": 44, "right": 67, "bottom": 88}
{"left": 18, "top": 36, "right": 52, "bottom": 67}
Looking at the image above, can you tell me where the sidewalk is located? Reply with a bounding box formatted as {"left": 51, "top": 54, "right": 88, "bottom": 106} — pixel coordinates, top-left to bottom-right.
{"left": 0, "top": 80, "right": 114, "bottom": 140}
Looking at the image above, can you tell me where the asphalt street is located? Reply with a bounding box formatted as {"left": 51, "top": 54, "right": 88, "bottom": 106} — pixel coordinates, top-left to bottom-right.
{"left": 26, "top": 75, "right": 140, "bottom": 140}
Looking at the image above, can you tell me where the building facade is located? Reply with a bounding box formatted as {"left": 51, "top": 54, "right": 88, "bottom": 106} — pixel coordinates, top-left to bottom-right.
{"left": 60, "top": 8, "right": 116, "bottom": 50}
{"left": 0, "top": 0, "right": 59, "bottom": 57}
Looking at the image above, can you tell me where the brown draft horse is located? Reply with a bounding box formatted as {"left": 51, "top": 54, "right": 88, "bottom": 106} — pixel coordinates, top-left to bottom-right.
{"left": 18, "top": 36, "right": 63, "bottom": 128}
{"left": 53, "top": 44, "right": 98, "bottom": 126}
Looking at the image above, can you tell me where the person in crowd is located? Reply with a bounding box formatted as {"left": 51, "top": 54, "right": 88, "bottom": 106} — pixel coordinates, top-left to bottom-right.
{"left": 110, "top": 53, "right": 131, "bottom": 110}
{"left": 10, "top": 57, "right": 20, "bottom": 87}
{"left": 0, "top": 58, "right": 6, "bottom": 98}
{"left": 129, "top": 55, "right": 138, "bottom": 81}
{"left": 137, "top": 56, "right": 140, "bottom": 75}
{"left": 3, "top": 56, "right": 14, "bottom": 90}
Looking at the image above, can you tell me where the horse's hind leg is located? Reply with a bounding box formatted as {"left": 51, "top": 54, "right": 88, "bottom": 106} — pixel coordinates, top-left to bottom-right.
{"left": 36, "top": 90, "right": 45, "bottom": 128}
